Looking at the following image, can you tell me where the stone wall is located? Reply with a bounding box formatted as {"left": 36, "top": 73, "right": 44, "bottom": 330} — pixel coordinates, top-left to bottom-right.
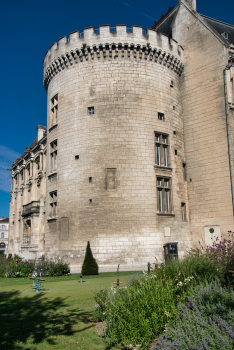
{"left": 44, "top": 26, "right": 190, "bottom": 271}
{"left": 172, "top": 1, "right": 234, "bottom": 244}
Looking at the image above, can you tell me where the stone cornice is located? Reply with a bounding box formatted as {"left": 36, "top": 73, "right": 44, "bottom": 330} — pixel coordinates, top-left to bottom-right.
{"left": 43, "top": 42, "right": 184, "bottom": 91}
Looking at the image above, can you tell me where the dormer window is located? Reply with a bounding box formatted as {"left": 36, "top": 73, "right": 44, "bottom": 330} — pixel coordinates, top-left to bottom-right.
{"left": 222, "top": 31, "right": 228, "bottom": 40}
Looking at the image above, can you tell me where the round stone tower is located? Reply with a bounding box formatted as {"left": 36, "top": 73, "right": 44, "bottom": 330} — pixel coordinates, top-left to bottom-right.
{"left": 43, "top": 25, "right": 190, "bottom": 272}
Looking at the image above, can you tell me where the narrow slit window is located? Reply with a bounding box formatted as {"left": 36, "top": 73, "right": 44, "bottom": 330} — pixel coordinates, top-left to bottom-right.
{"left": 183, "top": 163, "right": 187, "bottom": 181}
{"left": 181, "top": 203, "right": 186, "bottom": 221}
{"left": 50, "top": 140, "right": 57, "bottom": 172}
{"left": 50, "top": 94, "right": 58, "bottom": 126}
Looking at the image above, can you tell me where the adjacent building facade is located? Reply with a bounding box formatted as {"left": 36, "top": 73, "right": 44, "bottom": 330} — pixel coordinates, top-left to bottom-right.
{"left": 0, "top": 218, "right": 9, "bottom": 256}
{"left": 8, "top": 0, "right": 234, "bottom": 271}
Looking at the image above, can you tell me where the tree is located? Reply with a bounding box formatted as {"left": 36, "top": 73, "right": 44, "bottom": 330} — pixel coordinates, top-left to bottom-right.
{"left": 81, "top": 241, "right": 99, "bottom": 275}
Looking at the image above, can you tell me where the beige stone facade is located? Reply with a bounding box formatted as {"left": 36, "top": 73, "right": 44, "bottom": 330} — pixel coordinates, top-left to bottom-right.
{"left": 0, "top": 218, "right": 9, "bottom": 256}
{"left": 9, "top": 0, "right": 234, "bottom": 272}
{"left": 9, "top": 126, "right": 47, "bottom": 259}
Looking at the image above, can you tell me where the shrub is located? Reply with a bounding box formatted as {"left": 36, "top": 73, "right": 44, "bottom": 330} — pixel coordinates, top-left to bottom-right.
{"left": 81, "top": 241, "right": 98, "bottom": 275}
{"left": 94, "top": 256, "right": 222, "bottom": 349}
{"left": 32, "top": 258, "right": 70, "bottom": 277}
{"left": 154, "top": 281, "right": 234, "bottom": 350}
{"left": 204, "top": 232, "right": 234, "bottom": 274}
{"left": 1, "top": 256, "right": 70, "bottom": 278}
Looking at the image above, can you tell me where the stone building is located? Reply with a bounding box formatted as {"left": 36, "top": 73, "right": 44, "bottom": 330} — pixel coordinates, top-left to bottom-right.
{"left": 0, "top": 218, "right": 9, "bottom": 256}
{"left": 9, "top": 126, "right": 47, "bottom": 260}
{"left": 9, "top": 0, "right": 234, "bottom": 272}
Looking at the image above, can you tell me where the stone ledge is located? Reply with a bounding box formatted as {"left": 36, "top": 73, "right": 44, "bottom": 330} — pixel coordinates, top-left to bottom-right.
{"left": 48, "top": 172, "right": 57, "bottom": 179}
{"left": 156, "top": 213, "right": 175, "bottom": 217}
{"left": 49, "top": 124, "right": 58, "bottom": 132}
{"left": 47, "top": 217, "right": 58, "bottom": 222}
{"left": 154, "top": 165, "right": 172, "bottom": 171}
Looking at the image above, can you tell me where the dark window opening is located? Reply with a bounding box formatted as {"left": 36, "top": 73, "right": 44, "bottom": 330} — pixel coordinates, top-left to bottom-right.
{"left": 89, "top": 199, "right": 92, "bottom": 205}
{"left": 88, "top": 106, "right": 94, "bottom": 115}
{"left": 75, "top": 155, "right": 79, "bottom": 160}
{"left": 164, "top": 242, "right": 178, "bottom": 264}
{"left": 158, "top": 112, "right": 165, "bottom": 121}
{"left": 173, "top": 130, "right": 176, "bottom": 135}
{"left": 89, "top": 177, "right": 92, "bottom": 183}
{"left": 183, "top": 163, "right": 187, "bottom": 181}
{"left": 175, "top": 149, "right": 177, "bottom": 155}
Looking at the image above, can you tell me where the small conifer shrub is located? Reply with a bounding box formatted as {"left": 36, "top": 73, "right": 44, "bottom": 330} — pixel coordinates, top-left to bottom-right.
{"left": 81, "top": 241, "right": 99, "bottom": 275}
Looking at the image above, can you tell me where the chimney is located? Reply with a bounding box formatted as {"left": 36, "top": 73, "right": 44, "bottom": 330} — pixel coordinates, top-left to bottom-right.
{"left": 37, "top": 125, "right": 46, "bottom": 141}
{"left": 179, "top": 0, "right": 196, "bottom": 11}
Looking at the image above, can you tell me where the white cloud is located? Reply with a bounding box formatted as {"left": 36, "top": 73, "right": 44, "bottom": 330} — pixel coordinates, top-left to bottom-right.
{"left": 0, "top": 145, "right": 21, "bottom": 193}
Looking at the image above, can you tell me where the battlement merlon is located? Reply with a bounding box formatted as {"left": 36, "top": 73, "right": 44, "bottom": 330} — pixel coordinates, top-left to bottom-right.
{"left": 43, "top": 25, "right": 184, "bottom": 73}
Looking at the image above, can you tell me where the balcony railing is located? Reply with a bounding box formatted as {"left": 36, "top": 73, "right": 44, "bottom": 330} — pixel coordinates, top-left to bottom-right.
{"left": 22, "top": 201, "right": 40, "bottom": 217}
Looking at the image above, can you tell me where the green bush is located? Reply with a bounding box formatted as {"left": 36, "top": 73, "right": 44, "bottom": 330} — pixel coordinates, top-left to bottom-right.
{"left": 0, "top": 256, "right": 70, "bottom": 278}
{"left": 94, "top": 256, "right": 222, "bottom": 349}
{"left": 81, "top": 241, "right": 98, "bottom": 275}
{"left": 154, "top": 280, "right": 234, "bottom": 350}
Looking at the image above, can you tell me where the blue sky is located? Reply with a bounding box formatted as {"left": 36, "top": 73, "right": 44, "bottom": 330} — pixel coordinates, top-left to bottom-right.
{"left": 0, "top": 0, "right": 233, "bottom": 218}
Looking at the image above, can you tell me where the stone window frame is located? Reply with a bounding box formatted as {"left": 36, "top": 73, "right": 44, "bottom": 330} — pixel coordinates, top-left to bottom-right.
{"left": 20, "top": 169, "right": 24, "bottom": 183}
{"left": 156, "top": 176, "right": 172, "bottom": 214}
{"left": 155, "top": 132, "right": 170, "bottom": 168}
{"left": 50, "top": 140, "right": 57, "bottom": 173}
{"left": 1, "top": 232, "right": 4, "bottom": 238}
{"left": 14, "top": 173, "right": 18, "bottom": 186}
{"left": 50, "top": 94, "right": 58, "bottom": 127}
{"left": 49, "top": 191, "right": 57, "bottom": 218}
{"left": 181, "top": 202, "right": 186, "bottom": 221}
{"left": 34, "top": 155, "right": 40, "bottom": 171}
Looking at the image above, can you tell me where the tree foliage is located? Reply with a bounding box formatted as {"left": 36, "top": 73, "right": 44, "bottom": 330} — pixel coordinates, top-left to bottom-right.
{"left": 81, "top": 241, "right": 98, "bottom": 275}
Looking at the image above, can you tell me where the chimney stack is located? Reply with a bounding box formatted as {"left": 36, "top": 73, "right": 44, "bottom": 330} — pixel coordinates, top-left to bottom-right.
{"left": 37, "top": 125, "right": 46, "bottom": 141}
{"left": 179, "top": 0, "right": 196, "bottom": 11}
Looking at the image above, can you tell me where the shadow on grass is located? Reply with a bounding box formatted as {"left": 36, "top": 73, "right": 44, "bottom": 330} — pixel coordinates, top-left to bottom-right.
{"left": 0, "top": 290, "right": 93, "bottom": 349}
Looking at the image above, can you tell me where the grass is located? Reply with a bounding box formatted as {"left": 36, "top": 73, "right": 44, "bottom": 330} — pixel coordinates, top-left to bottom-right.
{"left": 0, "top": 271, "right": 140, "bottom": 350}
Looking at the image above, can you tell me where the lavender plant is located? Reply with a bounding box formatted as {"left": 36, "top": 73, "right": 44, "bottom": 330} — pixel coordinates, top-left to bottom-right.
{"left": 154, "top": 281, "right": 234, "bottom": 350}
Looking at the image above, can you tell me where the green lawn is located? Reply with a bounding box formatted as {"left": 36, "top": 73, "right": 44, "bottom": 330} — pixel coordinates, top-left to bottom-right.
{"left": 0, "top": 272, "right": 140, "bottom": 350}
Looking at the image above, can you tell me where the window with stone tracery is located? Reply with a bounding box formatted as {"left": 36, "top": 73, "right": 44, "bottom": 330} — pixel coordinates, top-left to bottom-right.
{"left": 49, "top": 191, "right": 57, "bottom": 218}
{"left": 156, "top": 176, "right": 171, "bottom": 214}
{"left": 155, "top": 132, "right": 169, "bottom": 167}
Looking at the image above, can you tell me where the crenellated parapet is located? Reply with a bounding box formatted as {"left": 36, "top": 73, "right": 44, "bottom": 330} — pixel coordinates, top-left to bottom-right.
{"left": 43, "top": 25, "right": 184, "bottom": 91}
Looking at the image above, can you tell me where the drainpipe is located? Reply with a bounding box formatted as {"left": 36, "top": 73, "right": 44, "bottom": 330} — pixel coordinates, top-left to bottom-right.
{"left": 223, "top": 63, "right": 234, "bottom": 214}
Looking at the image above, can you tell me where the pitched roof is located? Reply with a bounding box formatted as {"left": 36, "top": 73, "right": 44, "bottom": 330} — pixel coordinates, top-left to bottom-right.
{"left": 155, "top": 5, "right": 234, "bottom": 46}
{"left": 12, "top": 133, "right": 47, "bottom": 169}
{"left": 0, "top": 218, "right": 9, "bottom": 223}
{"left": 201, "top": 15, "right": 234, "bottom": 45}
